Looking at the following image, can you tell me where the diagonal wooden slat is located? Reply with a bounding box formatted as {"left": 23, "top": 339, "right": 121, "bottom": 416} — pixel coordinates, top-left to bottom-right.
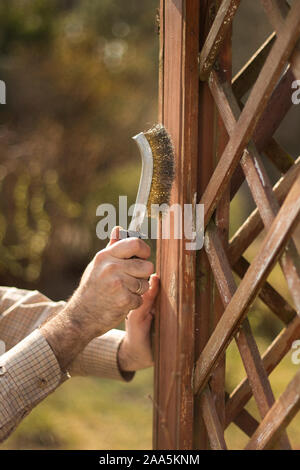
{"left": 245, "top": 369, "right": 300, "bottom": 450}
{"left": 201, "top": 2, "right": 300, "bottom": 227}
{"left": 216, "top": 70, "right": 297, "bottom": 201}
{"left": 209, "top": 29, "right": 232, "bottom": 431}
{"left": 209, "top": 69, "right": 300, "bottom": 312}
{"left": 228, "top": 399, "right": 259, "bottom": 437}
{"left": 214, "top": 66, "right": 294, "bottom": 203}
{"left": 204, "top": 221, "right": 291, "bottom": 448}
{"left": 226, "top": 314, "right": 300, "bottom": 427}
{"left": 233, "top": 256, "right": 296, "bottom": 326}
{"left": 201, "top": 387, "right": 228, "bottom": 450}
{"left": 229, "top": 156, "right": 300, "bottom": 266}
{"left": 233, "top": 409, "right": 259, "bottom": 437}
{"left": 261, "top": 0, "right": 300, "bottom": 78}
{"left": 199, "top": 0, "right": 241, "bottom": 81}
{"left": 194, "top": 174, "right": 300, "bottom": 396}
{"left": 241, "top": 149, "right": 300, "bottom": 312}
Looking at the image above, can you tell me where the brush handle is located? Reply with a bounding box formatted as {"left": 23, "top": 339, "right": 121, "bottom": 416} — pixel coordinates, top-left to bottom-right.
{"left": 119, "top": 229, "right": 146, "bottom": 240}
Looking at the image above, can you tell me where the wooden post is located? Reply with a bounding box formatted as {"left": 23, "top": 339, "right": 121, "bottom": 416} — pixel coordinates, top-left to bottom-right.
{"left": 153, "top": 0, "right": 200, "bottom": 450}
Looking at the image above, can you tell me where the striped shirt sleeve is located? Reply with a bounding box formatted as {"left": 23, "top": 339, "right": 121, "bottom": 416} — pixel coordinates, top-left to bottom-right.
{"left": 0, "top": 286, "right": 135, "bottom": 441}
{"left": 0, "top": 329, "right": 66, "bottom": 442}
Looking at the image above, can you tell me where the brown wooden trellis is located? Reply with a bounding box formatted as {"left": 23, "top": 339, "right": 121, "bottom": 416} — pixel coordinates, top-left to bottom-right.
{"left": 153, "top": 0, "right": 300, "bottom": 450}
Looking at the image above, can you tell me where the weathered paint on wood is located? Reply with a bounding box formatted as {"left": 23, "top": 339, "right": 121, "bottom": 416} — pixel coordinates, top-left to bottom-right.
{"left": 153, "top": 0, "right": 200, "bottom": 450}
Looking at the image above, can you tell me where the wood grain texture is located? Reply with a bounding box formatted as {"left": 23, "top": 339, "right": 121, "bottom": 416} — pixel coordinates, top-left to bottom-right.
{"left": 201, "top": 387, "right": 228, "bottom": 450}
{"left": 199, "top": 0, "right": 240, "bottom": 80}
{"left": 153, "top": 0, "right": 200, "bottom": 450}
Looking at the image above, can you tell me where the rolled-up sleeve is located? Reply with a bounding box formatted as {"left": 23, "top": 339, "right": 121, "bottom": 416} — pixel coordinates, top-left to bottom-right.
{"left": 68, "top": 329, "right": 135, "bottom": 382}
{"left": 0, "top": 329, "right": 66, "bottom": 442}
{"left": 0, "top": 286, "right": 134, "bottom": 382}
{"left": 0, "top": 286, "right": 135, "bottom": 442}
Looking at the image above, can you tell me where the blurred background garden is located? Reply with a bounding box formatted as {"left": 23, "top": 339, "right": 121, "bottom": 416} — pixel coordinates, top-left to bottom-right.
{"left": 0, "top": 0, "right": 299, "bottom": 450}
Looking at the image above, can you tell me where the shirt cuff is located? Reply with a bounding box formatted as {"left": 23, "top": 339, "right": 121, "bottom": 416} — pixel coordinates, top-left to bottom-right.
{"left": 0, "top": 329, "right": 67, "bottom": 440}
{"left": 68, "top": 329, "right": 135, "bottom": 382}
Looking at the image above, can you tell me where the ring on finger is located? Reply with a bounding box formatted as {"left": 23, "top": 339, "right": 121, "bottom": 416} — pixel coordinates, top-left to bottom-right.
{"left": 135, "top": 279, "right": 143, "bottom": 296}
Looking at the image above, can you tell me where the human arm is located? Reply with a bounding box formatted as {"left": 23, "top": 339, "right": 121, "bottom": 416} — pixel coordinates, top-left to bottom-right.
{"left": 0, "top": 235, "right": 154, "bottom": 442}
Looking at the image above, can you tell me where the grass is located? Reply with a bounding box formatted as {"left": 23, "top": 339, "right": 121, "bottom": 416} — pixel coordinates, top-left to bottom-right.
{"left": 1, "top": 313, "right": 299, "bottom": 450}
{"left": 2, "top": 368, "right": 154, "bottom": 450}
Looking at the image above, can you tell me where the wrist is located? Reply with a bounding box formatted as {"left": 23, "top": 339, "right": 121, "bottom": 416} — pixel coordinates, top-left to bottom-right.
{"left": 40, "top": 306, "right": 93, "bottom": 372}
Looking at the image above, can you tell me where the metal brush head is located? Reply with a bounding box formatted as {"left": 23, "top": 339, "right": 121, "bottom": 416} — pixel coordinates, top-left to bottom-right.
{"left": 143, "top": 123, "right": 175, "bottom": 210}
{"left": 128, "top": 123, "right": 175, "bottom": 233}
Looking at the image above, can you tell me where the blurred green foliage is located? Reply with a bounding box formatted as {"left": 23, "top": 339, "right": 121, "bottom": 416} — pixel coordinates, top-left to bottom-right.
{"left": 0, "top": 0, "right": 158, "bottom": 293}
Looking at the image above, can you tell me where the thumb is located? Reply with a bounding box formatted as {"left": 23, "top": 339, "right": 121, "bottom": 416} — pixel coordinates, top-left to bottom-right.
{"left": 142, "top": 274, "right": 160, "bottom": 305}
{"left": 107, "top": 226, "right": 122, "bottom": 247}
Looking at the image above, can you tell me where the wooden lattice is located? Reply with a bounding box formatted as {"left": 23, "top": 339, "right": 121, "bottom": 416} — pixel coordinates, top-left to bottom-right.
{"left": 153, "top": 0, "right": 300, "bottom": 450}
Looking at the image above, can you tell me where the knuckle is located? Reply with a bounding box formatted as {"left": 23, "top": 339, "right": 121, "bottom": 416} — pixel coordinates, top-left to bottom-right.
{"left": 94, "top": 250, "right": 106, "bottom": 264}
{"left": 104, "top": 262, "right": 117, "bottom": 276}
{"left": 112, "top": 276, "right": 123, "bottom": 290}
{"left": 132, "top": 295, "right": 143, "bottom": 309}
{"left": 130, "top": 237, "right": 142, "bottom": 252}
{"left": 144, "top": 242, "right": 151, "bottom": 257}
{"left": 143, "top": 280, "right": 150, "bottom": 292}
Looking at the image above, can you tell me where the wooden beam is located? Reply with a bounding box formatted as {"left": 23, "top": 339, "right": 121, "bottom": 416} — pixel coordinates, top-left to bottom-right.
{"left": 153, "top": 0, "right": 200, "bottom": 450}
{"left": 201, "top": 387, "right": 228, "bottom": 450}
{"left": 199, "top": 0, "right": 240, "bottom": 80}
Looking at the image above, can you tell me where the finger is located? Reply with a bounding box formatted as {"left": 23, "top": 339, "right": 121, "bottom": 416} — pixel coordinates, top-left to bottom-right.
{"left": 127, "top": 292, "right": 143, "bottom": 311}
{"left": 108, "top": 237, "right": 151, "bottom": 260}
{"left": 122, "top": 258, "right": 154, "bottom": 279}
{"left": 122, "top": 274, "right": 149, "bottom": 295}
{"left": 107, "top": 226, "right": 122, "bottom": 247}
{"left": 126, "top": 275, "right": 159, "bottom": 322}
{"left": 139, "top": 274, "right": 159, "bottom": 304}
{"left": 148, "top": 274, "right": 160, "bottom": 298}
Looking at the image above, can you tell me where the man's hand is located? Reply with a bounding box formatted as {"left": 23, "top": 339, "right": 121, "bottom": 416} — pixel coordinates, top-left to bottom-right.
{"left": 40, "top": 227, "right": 154, "bottom": 371}
{"left": 118, "top": 273, "right": 159, "bottom": 372}
{"left": 108, "top": 227, "right": 160, "bottom": 372}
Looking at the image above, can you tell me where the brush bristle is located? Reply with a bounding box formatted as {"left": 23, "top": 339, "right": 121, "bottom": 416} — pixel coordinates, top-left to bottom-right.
{"left": 144, "top": 123, "right": 175, "bottom": 211}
